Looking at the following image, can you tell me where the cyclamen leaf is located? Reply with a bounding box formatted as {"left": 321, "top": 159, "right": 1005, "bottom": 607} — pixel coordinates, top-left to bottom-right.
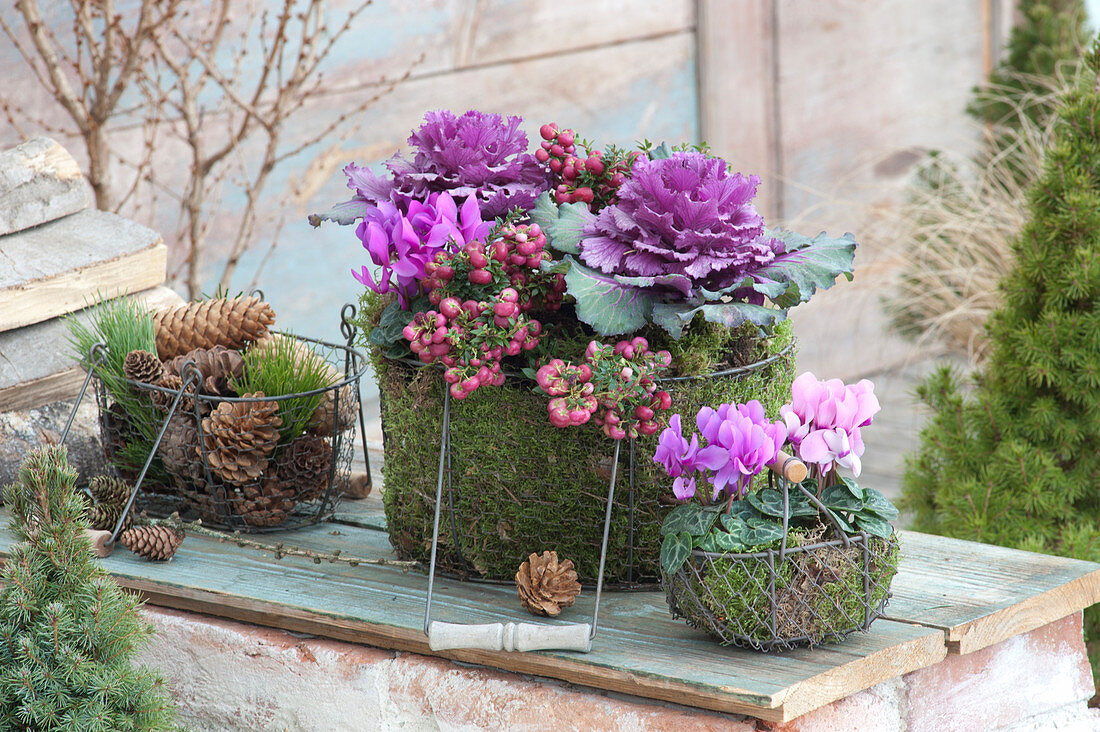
{"left": 855, "top": 513, "right": 894, "bottom": 539}
{"left": 720, "top": 513, "right": 748, "bottom": 535}
{"left": 727, "top": 501, "right": 762, "bottom": 521}
{"left": 661, "top": 532, "right": 694, "bottom": 575}
{"left": 839, "top": 475, "right": 864, "bottom": 501}
{"left": 530, "top": 193, "right": 593, "bottom": 255}
{"left": 747, "top": 489, "right": 787, "bottom": 518}
{"left": 563, "top": 256, "right": 658, "bottom": 335}
{"left": 861, "top": 488, "right": 900, "bottom": 520}
{"left": 710, "top": 531, "right": 747, "bottom": 553}
{"left": 822, "top": 484, "right": 864, "bottom": 513}
{"left": 787, "top": 492, "right": 818, "bottom": 519}
{"left": 747, "top": 230, "right": 857, "bottom": 308}
{"left": 661, "top": 504, "right": 703, "bottom": 536}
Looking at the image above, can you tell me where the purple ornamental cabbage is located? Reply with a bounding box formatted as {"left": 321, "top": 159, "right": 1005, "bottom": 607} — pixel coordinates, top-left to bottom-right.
{"left": 343, "top": 110, "right": 550, "bottom": 220}
{"left": 578, "top": 152, "right": 784, "bottom": 299}
{"left": 352, "top": 192, "right": 491, "bottom": 308}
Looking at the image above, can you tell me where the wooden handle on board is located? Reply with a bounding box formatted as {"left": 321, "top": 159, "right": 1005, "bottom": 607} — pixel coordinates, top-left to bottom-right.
{"left": 83, "top": 529, "right": 114, "bottom": 558}
{"left": 428, "top": 621, "right": 592, "bottom": 653}
{"left": 766, "top": 450, "right": 808, "bottom": 484}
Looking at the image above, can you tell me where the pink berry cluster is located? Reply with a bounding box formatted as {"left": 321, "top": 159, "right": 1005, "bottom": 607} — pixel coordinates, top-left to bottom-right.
{"left": 536, "top": 123, "right": 639, "bottom": 209}
{"left": 404, "top": 294, "right": 542, "bottom": 401}
{"left": 535, "top": 336, "right": 673, "bottom": 440}
{"left": 422, "top": 224, "right": 565, "bottom": 313}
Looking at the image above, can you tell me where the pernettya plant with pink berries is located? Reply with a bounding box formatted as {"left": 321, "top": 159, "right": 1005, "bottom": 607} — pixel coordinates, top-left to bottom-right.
{"left": 653, "top": 374, "right": 898, "bottom": 576}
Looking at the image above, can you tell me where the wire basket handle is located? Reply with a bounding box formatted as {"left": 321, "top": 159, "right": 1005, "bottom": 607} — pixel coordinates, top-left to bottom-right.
{"left": 423, "top": 387, "right": 618, "bottom": 654}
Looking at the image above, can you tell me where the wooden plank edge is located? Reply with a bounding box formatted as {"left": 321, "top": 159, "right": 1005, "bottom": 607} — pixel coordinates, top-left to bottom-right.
{"left": 946, "top": 567, "right": 1100, "bottom": 655}
{"left": 0, "top": 367, "right": 84, "bottom": 411}
{"left": 116, "top": 576, "right": 790, "bottom": 722}
{"left": 774, "top": 626, "right": 947, "bottom": 722}
{"left": 0, "top": 242, "right": 166, "bottom": 332}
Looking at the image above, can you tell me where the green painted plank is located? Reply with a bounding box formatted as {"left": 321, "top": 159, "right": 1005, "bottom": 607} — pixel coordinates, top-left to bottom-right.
{"left": 0, "top": 512, "right": 943, "bottom": 722}
{"left": 886, "top": 530, "right": 1100, "bottom": 653}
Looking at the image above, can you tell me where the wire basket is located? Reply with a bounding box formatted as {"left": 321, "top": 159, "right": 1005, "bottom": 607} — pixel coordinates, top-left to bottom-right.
{"left": 92, "top": 308, "right": 370, "bottom": 532}
{"left": 377, "top": 338, "right": 796, "bottom": 588}
{"left": 661, "top": 479, "right": 899, "bottom": 651}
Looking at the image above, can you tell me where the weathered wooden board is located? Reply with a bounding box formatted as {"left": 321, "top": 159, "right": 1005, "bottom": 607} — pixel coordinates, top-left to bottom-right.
{"left": 0, "top": 208, "right": 166, "bottom": 332}
{"left": 0, "top": 286, "right": 183, "bottom": 410}
{"left": 886, "top": 530, "right": 1100, "bottom": 655}
{"left": 0, "top": 513, "right": 943, "bottom": 723}
{"left": 0, "top": 137, "right": 88, "bottom": 236}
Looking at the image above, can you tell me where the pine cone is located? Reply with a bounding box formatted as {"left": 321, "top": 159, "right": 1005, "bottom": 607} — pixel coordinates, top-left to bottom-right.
{"left": 237, "top": 476, "right": 297, "bottom": 527}
{"left": 154, "top": 296, "right": 275, "bottom": 360}
{"left": 165, "top": 345, "right": 245, "bottom": 398}
{"left": 150, "top": 373, "right": 197, "bottom": 414}
{"left": 201, "top": 393, "right": 282, "bottom": 485}
{"left": 279, "top": 435, "right": 333, "bottom": 501}
{"left": 120, "top": 525, "right": 184, "bottom": 561}
{"left": 88, "top": 502, "right": 132, "bottom": 533}
{"left": 88, "top": 475, "right": 132, "bottom": 508}
{"left": 123, "top": 349, "right": 165, "bottom": 385}
{"left": 160, "top": 413, "right": 205, "bottom": 489}
{"left": 515, "top": 551, "right": 581, "bottom": 617}
{"left": 307, "top": 384, "right": 358, "bottom": 437}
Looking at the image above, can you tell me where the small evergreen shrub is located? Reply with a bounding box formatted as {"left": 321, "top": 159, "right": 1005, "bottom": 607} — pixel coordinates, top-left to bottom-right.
{"left": 0, "top": 447, "right": 178, "bottom": 731}
{"left": 903, "top": 42, "right": 1100, "bottom": 677}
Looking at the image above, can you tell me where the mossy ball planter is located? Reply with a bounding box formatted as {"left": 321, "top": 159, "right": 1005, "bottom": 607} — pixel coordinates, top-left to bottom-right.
{"left": 372, "top": 317, "right": 797, "bottom": 587}
{"left": 662, "top": 530, "right": 900, "bottom": 650}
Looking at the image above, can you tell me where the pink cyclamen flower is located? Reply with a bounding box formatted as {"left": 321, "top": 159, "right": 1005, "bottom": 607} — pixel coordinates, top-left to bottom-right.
{"left": 697, "top": 400, "right": 786, "bottom": 499}
{"left": 352, "top": 192, "right": 491, "bottom": 307}
{"left": 780, "top": 372, "right": 880, "bottom": 476}
{"left": 653, "top": 414, "right": 726, "bottom": 500}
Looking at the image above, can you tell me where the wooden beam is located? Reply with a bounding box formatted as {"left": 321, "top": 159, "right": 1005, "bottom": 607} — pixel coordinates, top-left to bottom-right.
{"left": 0, "top": 137, "right": 88, "bottom": 236}
{"left": 696, "top": 0, "right": 781, "bottom": 219}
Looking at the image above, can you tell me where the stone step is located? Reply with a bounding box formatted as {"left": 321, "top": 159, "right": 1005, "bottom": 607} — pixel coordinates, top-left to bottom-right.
{"left": 0, "top": 207, "right": 166, "bottom": 333}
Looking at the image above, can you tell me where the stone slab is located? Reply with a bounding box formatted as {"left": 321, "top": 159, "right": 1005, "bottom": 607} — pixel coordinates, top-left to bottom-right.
{"left": 0, "top": 207, "right": 165, "bottom": 332}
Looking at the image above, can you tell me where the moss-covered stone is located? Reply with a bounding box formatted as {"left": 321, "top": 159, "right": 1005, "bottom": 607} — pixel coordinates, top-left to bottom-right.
{"left": 362, "top": 292, "right": 796, "bottom": 585}
{"left": 663, "top": 530, "right": 899, "bottom": 649}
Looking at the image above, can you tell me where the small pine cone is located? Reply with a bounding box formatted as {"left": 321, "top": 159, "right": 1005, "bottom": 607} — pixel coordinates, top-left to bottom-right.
{"left": 201, "top": 393, "right": 282, "bottom": 485}
{"left": 88, "top": 475, "right": 132, "bottom": 508}
{"left": 88, "top": 502, "right": 132, "bottom": 532}
{"left": 123, "top": 349, "right": 165, "bottom": 385}
{"left": 120, "top": 525, "right": 184, "bottom": 561}
{"left": 154, "top": 296, "right": 276, "bottom": 360}
{"left": 165, "top": 345, "right": 245, "bottom": 398}
{"left": 280, "top": 435, "right": 333, "bottom": 501}
{"left": 515, "top": 551, "right": 581, "bottom": 617}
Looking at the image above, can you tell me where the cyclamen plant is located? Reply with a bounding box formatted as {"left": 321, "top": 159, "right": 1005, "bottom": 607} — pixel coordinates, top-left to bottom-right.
{"left": 653, "top": 377, "right": 898, "bottom": 576}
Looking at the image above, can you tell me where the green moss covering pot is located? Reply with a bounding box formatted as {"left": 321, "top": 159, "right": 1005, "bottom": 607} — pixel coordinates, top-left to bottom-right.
{"left": 662, "top": 529, "right": 899, "bottom": 650}
{"left": 373, "top": 319, "right": 796, "bottom": 587}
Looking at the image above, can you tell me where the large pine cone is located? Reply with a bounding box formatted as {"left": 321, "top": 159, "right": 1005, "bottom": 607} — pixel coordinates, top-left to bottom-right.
{"left": 280, "top": 435, "right": 333, "bottom": 501}
{"left": 165, "top": 345, "right": 245, "bottom": 398}
{"left": 123, "top": 349, "right": 165, "bottom": 385}
{"left": 237, "top": 476, "right": 297, "bottom": 527}
{"left": 515, "top": 551, "right": 581, "bottom": 617}
{"left": 154, "top": 296, "right": 275, "bottom": 360}
{"left": 201, "top": 393, "right": 282, "bottom": 485}
{"left": 120, "top": 525, "right": 184, "bottom": 561}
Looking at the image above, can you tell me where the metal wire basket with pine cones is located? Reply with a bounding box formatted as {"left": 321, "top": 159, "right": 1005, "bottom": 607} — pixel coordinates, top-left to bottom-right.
{"left": 81, "top": 295, "right": 371, "bottom": 533}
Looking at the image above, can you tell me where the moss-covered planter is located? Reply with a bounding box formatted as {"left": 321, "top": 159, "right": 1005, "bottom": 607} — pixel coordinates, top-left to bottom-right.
{"left": 374, "top": 322, "right": 796, "bottom": 587}
{"left": 661, "top": 530, "right": 900, "bottom": 650}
